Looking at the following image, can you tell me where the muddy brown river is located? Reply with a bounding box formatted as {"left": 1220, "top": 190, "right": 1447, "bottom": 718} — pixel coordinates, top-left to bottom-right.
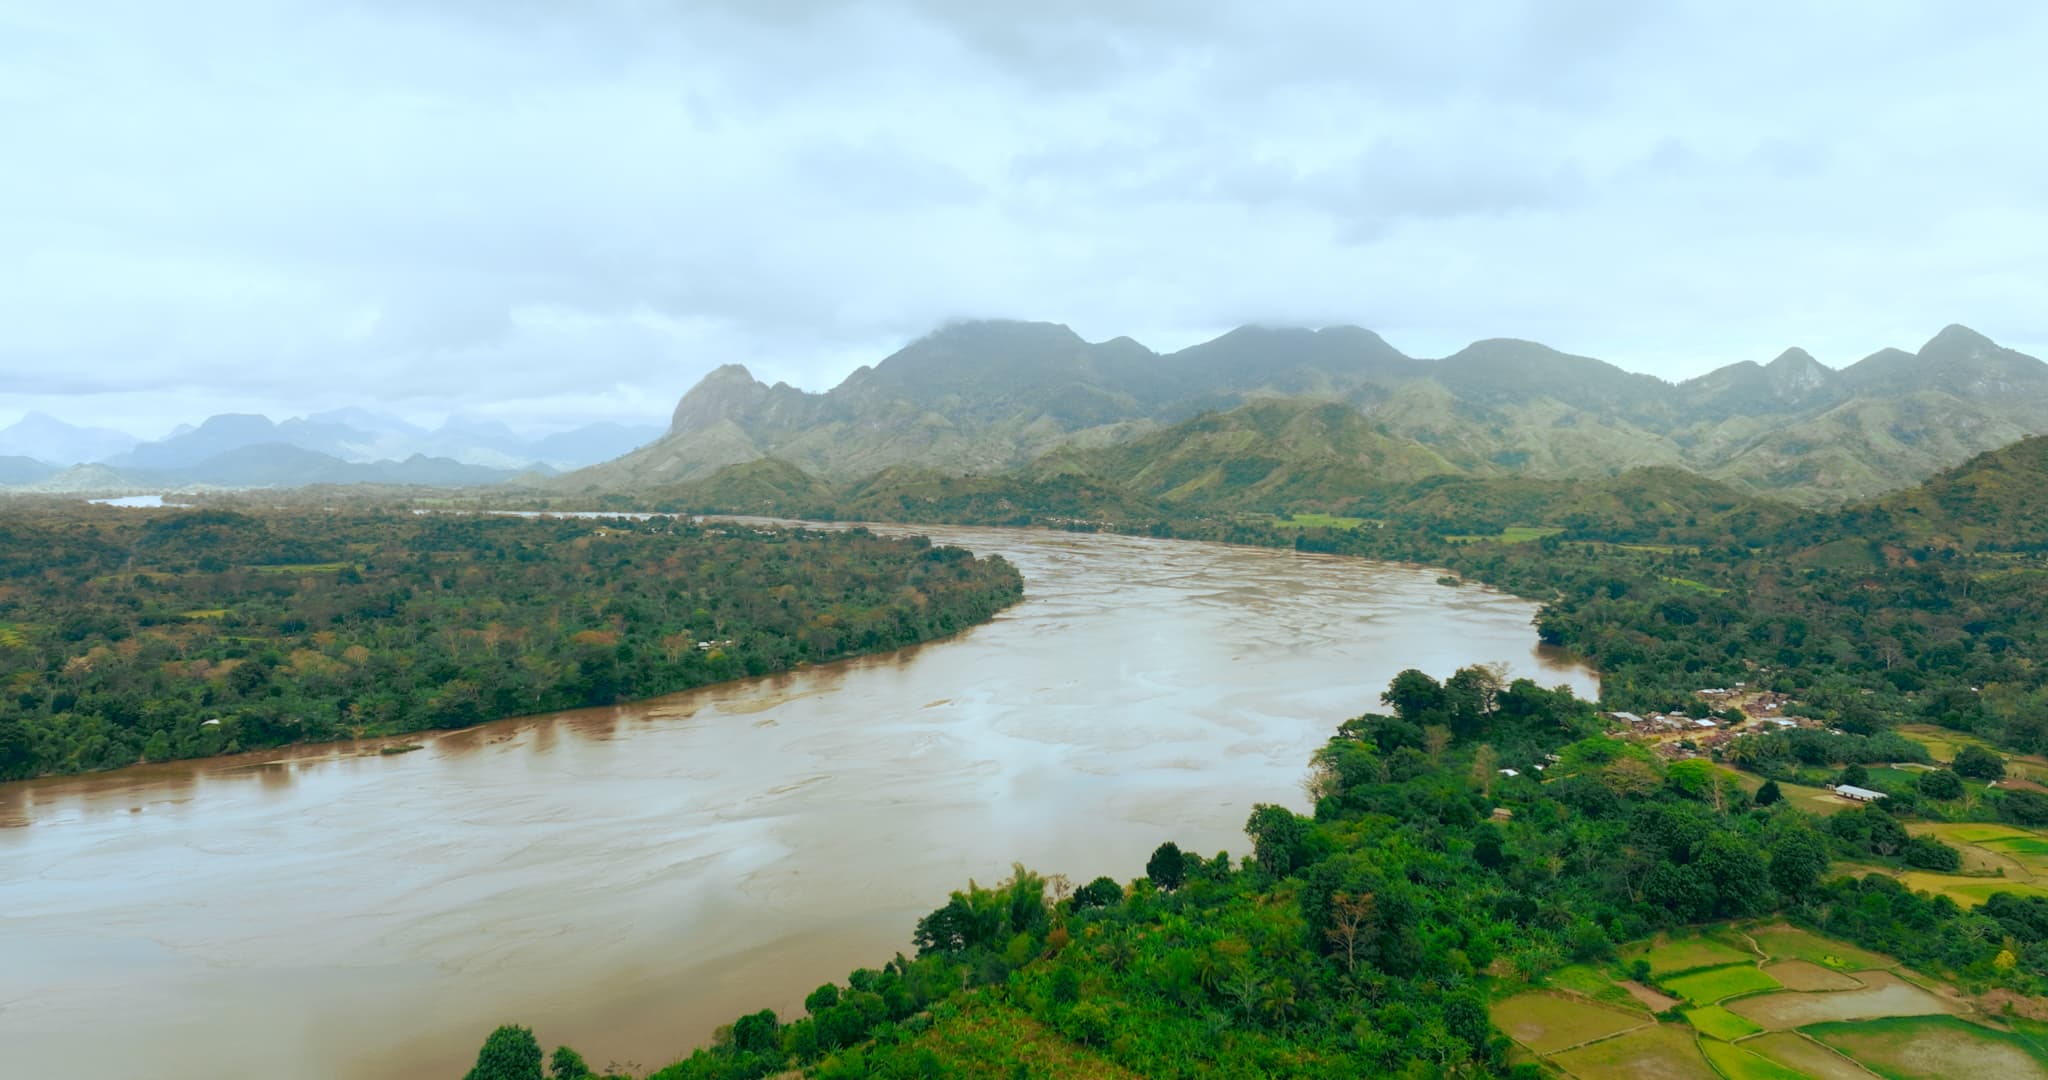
{"left": 0, "top": 526, "right": 1594, "bottom": 1079}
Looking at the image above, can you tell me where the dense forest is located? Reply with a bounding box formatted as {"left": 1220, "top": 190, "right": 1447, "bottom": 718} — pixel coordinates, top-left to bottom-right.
{"left": 468, "top": 668, "right": 2048, "bottom": 1079}
{"left": 0, "top": 509, "right": 1022, "bottom": 780}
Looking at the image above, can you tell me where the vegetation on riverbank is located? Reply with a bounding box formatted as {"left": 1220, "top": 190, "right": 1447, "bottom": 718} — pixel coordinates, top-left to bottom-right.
{"left": 468, "top": 669, "right": 2048, "bottom": 1078}
{"left": 0, "top": 509, "right": 1022, "bottom": 780}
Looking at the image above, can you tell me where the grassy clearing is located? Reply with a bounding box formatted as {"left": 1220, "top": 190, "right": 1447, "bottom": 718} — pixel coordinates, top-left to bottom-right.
{"left": 1544, "top": 964, "right": 1645, "bottom": 1010}
{"left": 1269, "top": 513, "right": 1367, "bottom": 530}
{"left": 1747, "top": 924, "right": 1892, "bottom": 971}
{"left": 1549, "top": 1022, "right": 1719, "bottom": 1080}
{"left": 1445, "top": 525, "right": 1563, "bottom": 544}
{"left": 1761, "top": 960, "right": 1862, "bottom": 992}
{"left": 1895, "top": 873, "right": 2048, "bottom": 908}
{"left": 1684, "top": 1003, "right": 1762, "bottom": 1040}
{"left": 180, "top": 608, "right": 230, "bottom": 619}
{"left": 1492, "top": 991, "right": 1647, "bottom": 1055}
{"left": 1806, "top": 1015, "right": 2048, "bottom": 1080}
{"left": 1743, "top": 1031, "right": 1877, "bottom": 1080}
{"left": 1662, "top": 964, "right": 1780, "bottom": 1005}
{"left": 1663, "top": 576, "right": 1729, "bottom": 595}
{"left": 247, "top": 562, "right": 351, "bottom": 573}
{"left": 910, "top": 999, "right": 1145, "bottom": 1080}
{"left": 1627, "top": 934, "right": 1756, "bottom": 977}
{"left": 1699, "top": 1037, "right": 1810, "bottom": 1080}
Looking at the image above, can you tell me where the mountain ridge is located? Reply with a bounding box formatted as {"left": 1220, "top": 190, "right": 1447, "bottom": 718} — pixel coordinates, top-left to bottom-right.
{"left": 568, "top": 319, "right": 2048, "bottom": 504}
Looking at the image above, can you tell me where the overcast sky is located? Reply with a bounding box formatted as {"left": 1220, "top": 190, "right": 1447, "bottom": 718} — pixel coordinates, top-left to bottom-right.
{"left": 4, "top": 1, "right": 2046, "bottom": 436}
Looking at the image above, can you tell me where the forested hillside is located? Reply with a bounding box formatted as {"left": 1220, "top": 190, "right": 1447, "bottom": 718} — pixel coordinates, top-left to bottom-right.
{"left": 0, "top": 510, "right": 1022, "bottom": 779}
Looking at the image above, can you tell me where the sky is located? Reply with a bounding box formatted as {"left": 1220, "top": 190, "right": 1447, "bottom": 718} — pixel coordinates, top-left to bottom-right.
{"left": 4, "top": 0, "right": 2047, "bottom": 436}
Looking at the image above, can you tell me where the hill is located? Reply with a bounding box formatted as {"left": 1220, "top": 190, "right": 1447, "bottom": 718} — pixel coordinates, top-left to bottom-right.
{"left": 1835, "top": 435, "right": 2048, "bottom": 551}
{"left": 1039, "top": 399, "right": 1458, "bottom": 508}
{"left": 563, "top": 320, "right": 2048, "bottom": 505}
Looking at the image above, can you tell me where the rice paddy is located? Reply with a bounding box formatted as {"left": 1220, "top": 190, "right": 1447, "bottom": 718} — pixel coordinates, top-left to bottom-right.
{"left": 1497, "top": 921, "right": 2043, "bottom": 1080}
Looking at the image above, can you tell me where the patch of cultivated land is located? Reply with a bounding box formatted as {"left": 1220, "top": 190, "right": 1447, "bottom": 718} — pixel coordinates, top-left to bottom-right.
{"left": 1548, "top": 1023, "right": 1719, "bottom": 1080}
{"left": 1683, "top": 1003, "right": 1761, "bottom": 1040}
{"left": 1662, "top": 963, "right": 1780, "bottom": 1005}
{"left": 1762, "top": 959, "right": 1863, "bottom": 991}
{"left": 1746, "top": 924, "right": 1891, "bottom": 971}
{"left": 1491, "top": 991, "right": 1647, "bottom": 1055}
{"left": 1698, "top": 1036, "right": 1812, "bottom": 1080}
{"left": 1626, "top": 934, "right": 1756, "bottom": 976}
{"left": 1725, "top": 970, "right": 1957, "bottom": 1028}
{"left": 1806, "top": 1015, "right": 2048, "bottom": 1080}
{"left": 1743, "top": 1031, "right": 1879, "bottom": 1080}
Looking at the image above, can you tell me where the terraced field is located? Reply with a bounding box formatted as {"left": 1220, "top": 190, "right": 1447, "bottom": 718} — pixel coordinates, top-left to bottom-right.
{"left": 1496, "top": 922, "right": 2048, "bottom": 1080}
{"left": 1892, "top": 822, "right": 2048, "bottom": 907}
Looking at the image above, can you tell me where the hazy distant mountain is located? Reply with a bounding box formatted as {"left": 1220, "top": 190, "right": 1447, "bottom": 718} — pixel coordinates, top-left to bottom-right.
{"left": 0, "top": 412, "right": 140, "bottom": 465}
{"left": 90, "top": 410, "right": 663, "bottom": 478}
{"left": 0, "top": 455, "right": 58, "bottom": 485}
{"left": 563, "top": 320, "right": 2048, "bottom": 504}
{"left": 18, "top": 444, "right": 530, "bottom": 492}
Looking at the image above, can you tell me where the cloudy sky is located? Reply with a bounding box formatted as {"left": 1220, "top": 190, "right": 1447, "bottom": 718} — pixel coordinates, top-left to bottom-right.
{"left": 4, "top": 1, "right": 2046, "bottom": 436}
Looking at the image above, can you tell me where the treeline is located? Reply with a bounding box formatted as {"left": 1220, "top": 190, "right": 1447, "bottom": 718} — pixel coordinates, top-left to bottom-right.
{"left": 0, "top": 508, "right": 1022, "bottom": 779}
{"left": 467, "top": 668, "right": 2048, "bottom": 1079}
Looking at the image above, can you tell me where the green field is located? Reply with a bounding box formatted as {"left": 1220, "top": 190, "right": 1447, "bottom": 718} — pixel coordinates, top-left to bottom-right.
{"left": 1746, "top": 924, "right": 1892, "bottom": 971}
{"left": 1684, "top": 1003, "right": 1762, "bottom": 1040}
{"left": 1663, "top": 963, "right": 1781, "bottom": 1004}
{"left": 1269, "top": 513, "right": 1368, "bottom": 530}
{"left": 1444, "top": 525, "right": 1563, "bottom": 544}
{"left": 1699, "top": 1037, "right": 1809, "bottom": 1080}
{"left": 1806, "top": 1015, "right": 2048, "bottom": 1080}
{"left": 1548, "top": 1023, "right": 1718, "bottom": 1080}
{"left": 1626, "top": 934, "right": 1756, "bottom": 977}
{"left": 1744, "top": 1031, "right": 1878, "bottom": 1080}
{"left": 1491, "top": 991, "right": 1647, "bottom": 1055}
{"left": 1544, "top": 964, "right": 1646, "bottom": 1009}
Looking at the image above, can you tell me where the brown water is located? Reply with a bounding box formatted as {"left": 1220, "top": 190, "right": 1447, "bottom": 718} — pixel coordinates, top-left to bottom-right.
{"left": 0, "top": 526, "right": 1594, "bottom": 1079}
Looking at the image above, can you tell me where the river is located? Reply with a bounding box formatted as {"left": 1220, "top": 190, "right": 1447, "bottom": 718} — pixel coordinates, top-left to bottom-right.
{"left": 0, "top": 525, "right": 1595, "bottom": 1079}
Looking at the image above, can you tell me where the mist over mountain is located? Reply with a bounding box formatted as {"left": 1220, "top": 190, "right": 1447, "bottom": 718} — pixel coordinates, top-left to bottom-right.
{"left": 0, "top": 412, "right": 141, "bottom": 466}
{"left": 568, "top": 319, "right": 2048, "bottom": 505}
{"left": 0, "top": 407, "right": 662, "bottom": 491}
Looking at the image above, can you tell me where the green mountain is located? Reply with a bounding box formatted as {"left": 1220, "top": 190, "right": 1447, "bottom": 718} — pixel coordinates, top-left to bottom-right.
{"left": 1843, "top": 435, "right": 2048, "bottom": 551}
{"left": 1038, "top": 399, "right": 1458, "bottom": 508}
{"left": 562, "top": 319, "right": 2048, "bottom": 505}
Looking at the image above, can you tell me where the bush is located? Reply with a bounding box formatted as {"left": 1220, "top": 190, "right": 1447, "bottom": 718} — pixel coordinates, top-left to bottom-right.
{"left": 1956, "top": 745, "right": 2008, "bottom": 781}
{"left": 1903, "top": 835, "right": 1963, "bottom": 871}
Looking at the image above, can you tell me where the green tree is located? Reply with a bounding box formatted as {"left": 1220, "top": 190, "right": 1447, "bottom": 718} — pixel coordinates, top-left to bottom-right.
{"left": 548, "top": 1046, "right": 592, "bottom": 1080}
{"left": 1072, "top": 876, "right": 1122, "bottom": 910}
{"left": 1839, "top": 763, "right": 1870, "bottom": 787}
{"left": 1918, "top": 768, "right": 1965, "bottom": 800}
{"left": 1245, "top": 803, "right": 1310, "bottom": 878}
{"left": 1755, "top": 779, "right": 1783, "bottom": 806}
{"left": 1955, "top": 744, "right": 2008, "bottom": 780}
{"left": 464, "top": 1025, "right": 542, "bottom": 1080}
{"left": 1146, "top": 841, "right": 1186, "bottom": 892}
{"left": 1765, "top": 822, "right": 1829, "bottom": 900}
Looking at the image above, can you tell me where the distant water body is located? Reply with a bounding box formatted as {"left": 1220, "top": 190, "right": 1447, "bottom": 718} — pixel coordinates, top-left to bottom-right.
{"left": 0, "top": 525, "right": 1594, "bottom": 1079}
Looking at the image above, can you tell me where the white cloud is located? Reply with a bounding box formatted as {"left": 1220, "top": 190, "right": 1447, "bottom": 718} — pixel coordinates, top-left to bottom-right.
{"left": 1, "top": 0, "right": 2045, "bottom": 434}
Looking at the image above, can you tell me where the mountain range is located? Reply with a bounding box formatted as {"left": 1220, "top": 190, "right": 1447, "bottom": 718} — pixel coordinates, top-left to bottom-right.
{"left": 566, "top": 320, "right": 2048, "bottom": 505}
{"left": 0, "top": 410, "right": 664, "bottom": 492}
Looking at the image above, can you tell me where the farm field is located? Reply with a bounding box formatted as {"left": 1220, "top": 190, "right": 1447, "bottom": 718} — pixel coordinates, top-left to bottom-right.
{"left": 1663, "top": 964, "right": 1780, "bottom": 1005}
{"left": 1807, "top": 1015, "right": 2048, "bottom": 1079}
{"left": 1498, "top": 921, "right": 2045, "bottom": 1080}
{"left": 1891, "top": 821, "right": 2048, "bottom": 907}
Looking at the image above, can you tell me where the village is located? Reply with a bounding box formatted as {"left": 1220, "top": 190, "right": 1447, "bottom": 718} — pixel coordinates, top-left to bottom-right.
{"left": 1599, "top": 685, "right": 1894, "bottom": 804}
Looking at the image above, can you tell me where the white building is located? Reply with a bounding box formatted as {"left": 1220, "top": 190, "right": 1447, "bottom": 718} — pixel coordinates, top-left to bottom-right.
{"left": 1833, "top": 784, "right": 1887, "bottom": 803}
